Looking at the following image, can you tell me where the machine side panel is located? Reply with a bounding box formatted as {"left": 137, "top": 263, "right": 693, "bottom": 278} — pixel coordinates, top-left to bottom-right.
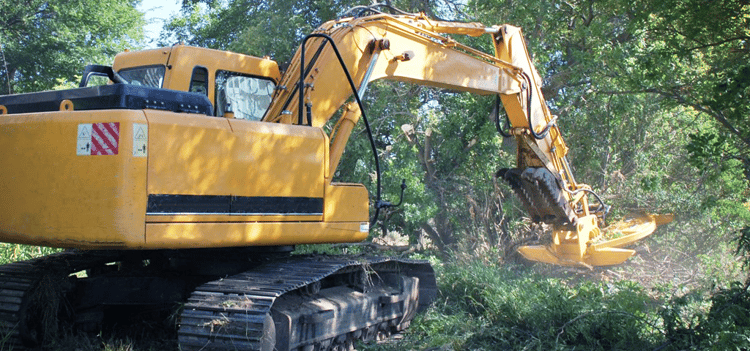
{"left": 141, "top": 114, "right": 371, "bottom": 247}
{"left": 0, "top": 110, "right": 148, "bottom": 248}
{"left": 146, "top": 111, "right": 326, "bottom": 199}
{"left": 324, "top": 183, "right": 368, "bottom": 223}
{"left": 144, "top": 111, "right": 359, "bottom": 248}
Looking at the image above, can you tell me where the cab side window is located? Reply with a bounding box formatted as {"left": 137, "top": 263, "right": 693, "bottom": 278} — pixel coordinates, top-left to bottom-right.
{"left": 189, "top": 66, "right": 209, "bottom": 96}
{"left": 215, "top": 70, "right": 275, "bottom": 121}
{"left": 118, "top": 65, "right": 165, "bottom": 88}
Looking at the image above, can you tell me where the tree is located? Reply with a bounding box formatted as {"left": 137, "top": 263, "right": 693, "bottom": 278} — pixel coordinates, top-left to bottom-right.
{"left": 163, "top": 0, "right": 349, "bottom": 61}
{"left": 164, "top": 0, "right": 467, "bottom": 62}
{"left": 0, "top": 0, "right": 145, "bottom": 94}
{"left": 632, "top": 0, "right": 750, "bottom": 155}
{"left": 617, "top": 0, "right": 750, "bottom": 236}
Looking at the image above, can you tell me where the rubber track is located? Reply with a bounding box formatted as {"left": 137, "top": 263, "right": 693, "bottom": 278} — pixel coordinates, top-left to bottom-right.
{"left": 0, "top": 251, "right": 126, "bottom": 349}
{"left": 0, "top": 259, "right": 36, "bottom": 349}
{"left": 178, "top": 255, "right": 434, "bottom": 351}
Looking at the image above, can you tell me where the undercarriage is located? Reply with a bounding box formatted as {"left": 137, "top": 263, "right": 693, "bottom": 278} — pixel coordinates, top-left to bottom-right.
{"left": 0, "top": 249, "right": 436, "bottom": 350}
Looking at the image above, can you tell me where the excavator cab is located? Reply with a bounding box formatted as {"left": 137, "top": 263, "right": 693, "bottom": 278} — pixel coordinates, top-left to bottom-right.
{"left": 112, "top": 45, "right": 281, "bottom": 120}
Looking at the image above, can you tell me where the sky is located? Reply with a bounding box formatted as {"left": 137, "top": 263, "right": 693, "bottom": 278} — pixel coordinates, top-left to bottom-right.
{"left": 137, "top": 0, "right": 183, "bottom": 47}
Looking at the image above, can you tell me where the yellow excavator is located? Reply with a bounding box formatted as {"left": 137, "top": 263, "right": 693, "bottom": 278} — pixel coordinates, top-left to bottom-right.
{"left": 0, "top": 5, "right": 669, "bottom": 350}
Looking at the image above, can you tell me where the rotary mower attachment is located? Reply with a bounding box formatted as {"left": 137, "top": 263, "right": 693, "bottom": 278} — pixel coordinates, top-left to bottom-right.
{"left": 517, "top": 213, "right": 674, "bottom": 267}
{"left": 497, "top": 167, "right": 672, "bottom": 267}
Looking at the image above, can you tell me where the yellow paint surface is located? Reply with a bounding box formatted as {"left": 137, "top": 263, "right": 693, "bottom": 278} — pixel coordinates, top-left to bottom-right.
{"left": 0, "top": 110, "right": 147, "bottom": 248}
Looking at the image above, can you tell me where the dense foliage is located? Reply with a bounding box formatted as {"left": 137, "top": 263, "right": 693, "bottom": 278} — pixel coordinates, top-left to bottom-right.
{"left": 0, "top": 0, "right": 145, "bottom": 94}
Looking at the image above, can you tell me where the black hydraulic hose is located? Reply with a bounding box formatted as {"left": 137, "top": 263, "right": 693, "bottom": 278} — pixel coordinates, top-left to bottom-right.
{"left": 565, "top": 187, "right": 609, "bottom": 223}
{"left": 279, "top": 43, "right": 328, "bottom": 119}
{"left": 79, "top": 65, "right": 127, "bottom": 87}
{"left": 394, "top": 179, "right": 407, "bottom": 206}
{"left": 493, "top": 95, "right": 512, "bottom": 138}
{"left": 521, "top": 72, "right": 553, "bottom": 140}
{"left": 305, "top": 102, "right": 313, "bottom": 126}
{"left": 298, "top": 42, "right": 306, "bottom": 125}
{"left": 298, "top": 33, "right": 384, "bottom": 227}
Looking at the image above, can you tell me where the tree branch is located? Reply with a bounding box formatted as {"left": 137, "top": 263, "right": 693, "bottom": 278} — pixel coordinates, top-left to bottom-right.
{"left": 0, "top": 42, "right": 10, "bottom": 94}
{"left": 595, "top": 88, "right": 750, "bottom": 149}
{"left": 684, "top": 36, "right": 750, "bottom": 52}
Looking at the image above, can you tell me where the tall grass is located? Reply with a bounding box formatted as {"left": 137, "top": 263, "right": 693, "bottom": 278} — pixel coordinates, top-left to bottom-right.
{"left": 361, "top": 258, "right": 750, "bottom": 351}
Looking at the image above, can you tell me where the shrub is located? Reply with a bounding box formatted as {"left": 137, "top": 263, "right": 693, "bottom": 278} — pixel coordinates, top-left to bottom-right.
{"left": 364, "top": 259, "right": 664, "bottom": 350}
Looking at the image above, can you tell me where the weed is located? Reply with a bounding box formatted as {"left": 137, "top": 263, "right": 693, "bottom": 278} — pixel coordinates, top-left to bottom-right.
{"left": 360, "top": 256, "right": 750, "bottom": 351}
{"left": 201, "top": 314, "right": 230, "bottom": 333}
{"left": 0, "top": 323, "right": 17, "bottom": 351}
{"left": 0, "top": 244, "right": 61, "bottom": 264}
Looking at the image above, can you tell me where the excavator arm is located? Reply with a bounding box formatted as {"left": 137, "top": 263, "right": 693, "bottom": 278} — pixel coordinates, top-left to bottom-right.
{"left": 264, "top": 8, "right": 670, "bottom": 267}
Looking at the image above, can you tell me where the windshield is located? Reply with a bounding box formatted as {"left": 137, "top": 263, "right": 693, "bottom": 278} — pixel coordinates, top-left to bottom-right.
{"left": 118, "top": 65, "right": 165, "bottom": 88}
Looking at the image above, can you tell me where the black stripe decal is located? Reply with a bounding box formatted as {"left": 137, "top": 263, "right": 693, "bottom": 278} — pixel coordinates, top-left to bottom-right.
{"left": 147, "top": 195, "right": 324, "bottom": 215}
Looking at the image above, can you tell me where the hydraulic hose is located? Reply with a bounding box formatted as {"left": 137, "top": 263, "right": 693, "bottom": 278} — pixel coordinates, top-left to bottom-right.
{"left": 298, "top": 33, "right": 384, "bottom": 227}
{"left": 521, "top": 72, "right": 554, "bottom": 140}
{"left": 563, "top": 187, "right": 609, "bottom": 223}
{"left": 493, "top": 95, "right": 512, "bottom": 138}
{"left": 278, "top": 43, "right": 328, "bottom": 122}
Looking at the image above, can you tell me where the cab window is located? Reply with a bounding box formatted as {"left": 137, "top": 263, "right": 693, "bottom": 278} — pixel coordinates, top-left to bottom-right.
{"left": 118, "top": 65, "right": 165, "bottom": 88}
{"left": 215, "top": 70, "right": 275, "bottom": 121}
{"left": 189, "top": 66, "right": 209, "bottom": 96}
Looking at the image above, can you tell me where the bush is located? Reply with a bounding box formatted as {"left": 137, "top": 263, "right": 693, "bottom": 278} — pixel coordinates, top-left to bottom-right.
{"left": 659, "top": 281, "right": 750, "bottom": 350}
{"left": 364, "top": 259, "right": 664, "bottom": 350}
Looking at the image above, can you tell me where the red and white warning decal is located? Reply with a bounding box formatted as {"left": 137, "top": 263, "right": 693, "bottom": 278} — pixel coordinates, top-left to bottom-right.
{"left": 77, "top": 123, "right": 120, "bottom": 156}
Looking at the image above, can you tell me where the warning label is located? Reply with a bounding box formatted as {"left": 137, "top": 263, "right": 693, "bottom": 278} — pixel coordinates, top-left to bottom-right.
{"left": 76, "top": 124, "right": 93, "bottom": 156}
{"left": 133, "top": 123, "right": 148, "bottom": 157}
{"left": 77, "top": 123, "right": 119, "bottom": 156}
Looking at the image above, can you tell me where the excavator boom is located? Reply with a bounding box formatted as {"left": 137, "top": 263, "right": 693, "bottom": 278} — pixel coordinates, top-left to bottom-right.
{"left": 261, "top": 11, "right": 668, "bottom": 266}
